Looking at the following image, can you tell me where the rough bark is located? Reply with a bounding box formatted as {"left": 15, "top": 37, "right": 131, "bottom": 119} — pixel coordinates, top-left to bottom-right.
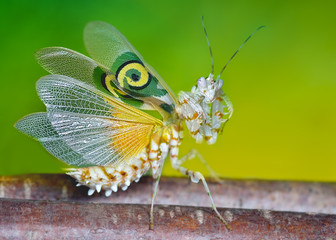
{"left": 1, "top": 174, "right": 336, "bottom": 239}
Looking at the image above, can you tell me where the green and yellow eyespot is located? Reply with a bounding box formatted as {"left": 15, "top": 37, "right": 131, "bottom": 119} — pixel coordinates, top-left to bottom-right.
{"left": 116, "top": 60, "right": 151, "bottom": 90}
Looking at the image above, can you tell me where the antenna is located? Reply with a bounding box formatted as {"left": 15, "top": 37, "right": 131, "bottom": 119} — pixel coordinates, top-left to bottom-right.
{"left": 202, "top": 16, "right": 214, "bottom": 75}
{"left": 218, "top": 25, "right": 265, "bottom": 78}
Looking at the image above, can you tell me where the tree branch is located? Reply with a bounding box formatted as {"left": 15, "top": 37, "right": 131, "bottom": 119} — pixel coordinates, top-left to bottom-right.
{"left": 1, "top": 174, "right": 336, "bottom": 239}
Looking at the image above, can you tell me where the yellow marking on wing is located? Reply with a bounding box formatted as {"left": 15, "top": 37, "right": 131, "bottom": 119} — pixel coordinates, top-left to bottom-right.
{"left": 108, "top": 121, "right": 153, "bottom": 164}
{"left": 117, "top": 62, "right": 149, "bottom": 88}
{"left": 104, "top": 74, "right": 119, "bottom": 98}
{"left": 103, "top": 96, "right": 162, "bottom": 126}
{"left": 36, "top": 75, "right": 163, "bottom": 167}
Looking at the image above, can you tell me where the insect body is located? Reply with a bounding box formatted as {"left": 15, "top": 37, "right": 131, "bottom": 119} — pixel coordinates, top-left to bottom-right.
{"left": 16, "top": 21, "right": 262, "bottom": 230}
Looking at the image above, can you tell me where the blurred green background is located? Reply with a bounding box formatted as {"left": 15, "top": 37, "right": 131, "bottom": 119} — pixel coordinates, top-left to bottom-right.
{"left": 0, "top": 0, "right": 335, "bottom": 181}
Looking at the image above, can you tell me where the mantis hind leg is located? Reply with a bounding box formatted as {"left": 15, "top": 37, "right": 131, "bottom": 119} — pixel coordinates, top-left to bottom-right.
{"left": 176, "top": 149, "right": 224, "bottom": 183}
{"left": 149, "top": 171, "right": 162, "bottom": 230}
{"left": 170, "top": 152, "right": 231, "bottom": 230}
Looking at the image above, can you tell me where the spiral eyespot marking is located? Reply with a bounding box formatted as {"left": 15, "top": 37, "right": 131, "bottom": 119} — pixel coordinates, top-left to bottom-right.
{"left": 101, "top": 73, "right": 131, "bottom": 98}
{"left": 116, "top": 61, "right": 151, "bottom": 90}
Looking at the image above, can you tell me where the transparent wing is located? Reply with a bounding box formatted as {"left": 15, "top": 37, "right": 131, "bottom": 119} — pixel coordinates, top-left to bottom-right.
{"left": 84, "top": 21, "right": 177, "bottom": 102}
{"left": 35, "top": 47, "right": 153, "bottom": 110}
{"left": 15, "top": 113, "right": 92, "bottom": 167}
{"left": 37, "top": 75, "right": 161, "bottom": 124}
{"left": 84, "top": 21, "right": 142, "bottom": 71}
{"left": 34, "top": 75, "right": 161, "bottom": 167}
{"left": 47, "top": 112, "right": 154, "bottom": 166}
{"left": 35, "top": 47, "right": 106, "bottom": 86}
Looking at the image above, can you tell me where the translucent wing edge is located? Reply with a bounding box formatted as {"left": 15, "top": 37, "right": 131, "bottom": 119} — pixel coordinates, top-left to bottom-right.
{"left": 36, "top": 74, "right": 163, "bottom": 126}
{"left": 46, "top": 111, "right": 154, "bottom": 166}
{"left": 84, "top": 21, "right": 177, "bottom": 103}
{"left": 15, "top": 112, "right": 92, "bottom": 167}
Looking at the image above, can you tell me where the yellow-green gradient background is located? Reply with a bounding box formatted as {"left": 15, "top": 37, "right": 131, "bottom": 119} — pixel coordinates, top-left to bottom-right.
{"left": 1, "top": 0, "right": 335, "bottom": 181}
